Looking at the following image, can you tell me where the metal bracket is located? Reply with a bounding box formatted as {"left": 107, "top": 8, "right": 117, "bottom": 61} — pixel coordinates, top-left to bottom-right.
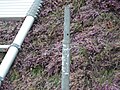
{"left": 10, "top": 43, "right": 21, "bottom": 50}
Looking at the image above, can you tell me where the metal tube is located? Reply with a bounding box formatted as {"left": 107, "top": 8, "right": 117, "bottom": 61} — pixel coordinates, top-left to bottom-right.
{"left": 13, "top": 16, "right": 34, "bottom": 46}
{"left": 0, "top": 16, "right": 34, "bottom": 81}
{"left": 0, "top": 45, "right": 10, "bottom": 52}
{"left": 62, "top": 6, "right": 70, "bottom": 90}
{"left": 0, "top": 45, "right": 10, "bottom": 49}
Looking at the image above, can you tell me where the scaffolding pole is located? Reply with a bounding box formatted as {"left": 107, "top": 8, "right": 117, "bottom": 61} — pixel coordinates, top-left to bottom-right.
{"left": 0, "top": 0, "right": 42, "bottom": 85}
{"left": 0, "top": 16, "right": 34, "bottom": 83}
{"left": 62, "top": 6, "right": 70, "bottom": 90}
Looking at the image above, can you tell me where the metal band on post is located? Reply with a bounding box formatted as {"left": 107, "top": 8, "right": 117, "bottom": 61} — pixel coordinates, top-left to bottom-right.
{"left": 10, "top": 43, "right": 21, "bottom": 50}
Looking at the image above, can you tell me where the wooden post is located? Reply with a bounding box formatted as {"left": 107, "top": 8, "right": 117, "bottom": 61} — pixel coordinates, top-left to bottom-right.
{"left": 62, "top": 6, "right": 70, "bottom": 90}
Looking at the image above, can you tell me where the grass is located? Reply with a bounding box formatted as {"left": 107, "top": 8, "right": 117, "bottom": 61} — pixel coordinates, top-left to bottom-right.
{"left": 48, "top": 74, "right": 60, "bottom": 88}
{"left": 1, "top": 0, "right": 119, "bottom": 89}
{"left": 79, "top": 46, "right": 88, "bottom": 58}
{"left": 94, "top": 69, "right": 114, "bottom": 86}
{"left": 30, "top": 66, "right": 44, "bottom": 77}
{"left": 9, "top": 69, "right": 20, "bottom": 82}
{"left": 73, "top": 0, "right": 86, "bottom": 13}
{"left": 73, "top": 22, "right": 84, "bottom": 33}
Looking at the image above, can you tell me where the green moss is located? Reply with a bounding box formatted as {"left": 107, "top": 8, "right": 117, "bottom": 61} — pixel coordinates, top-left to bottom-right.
{"left": 98, "top": 69, "right": 114, "bottom": 85}
{"left": 79, "top": 47, "right": 88, "bottom": 58}
{"left": 74, "top": 22, "right": 84, "bottom": 33}
{"left": 73, "top": 0, "right": 86, "bottom": 13}
{"left": 31, "top": 66, "right": 44, "bottom": 77}
{"left": 9, "top": 69, "right": 20, "bottom": 82}
{"left": 48, "top": 74, "right": 60, "bottom": 87}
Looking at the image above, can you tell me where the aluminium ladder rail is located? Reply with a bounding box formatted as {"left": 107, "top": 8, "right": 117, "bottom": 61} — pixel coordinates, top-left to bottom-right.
{"left": 0, "top": 0, "right": 43, "bottom": 85}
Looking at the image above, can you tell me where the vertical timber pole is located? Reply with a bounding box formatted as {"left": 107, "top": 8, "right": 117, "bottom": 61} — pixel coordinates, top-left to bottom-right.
{"left": 62, "top": 6, "right": 70, "bottom": 90}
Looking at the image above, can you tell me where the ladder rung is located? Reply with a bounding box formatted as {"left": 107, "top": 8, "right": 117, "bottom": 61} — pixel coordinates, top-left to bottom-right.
{"left": 0, "top": 0, "right": 35, "bottom": 20}
{"left": 0, "top": 45, "right": 10, "bottom": 52}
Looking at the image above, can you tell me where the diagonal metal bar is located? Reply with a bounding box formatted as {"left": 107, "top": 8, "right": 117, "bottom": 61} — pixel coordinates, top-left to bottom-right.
{"left": 0, "top": 0, "right": 43, "bottom": 85}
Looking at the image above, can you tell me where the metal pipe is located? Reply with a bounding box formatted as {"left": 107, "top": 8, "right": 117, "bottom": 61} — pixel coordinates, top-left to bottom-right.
{"left": 62, "top": 6, "right": 70, "bottom": 90}
{"left": 0, "top": 45, "right": 10, "bottom": 49}
{"left": 0, "top": 16, "right": 34, "bottom": 81}
{"left": 0, "top": 45, "right": 10, "bottom": 52}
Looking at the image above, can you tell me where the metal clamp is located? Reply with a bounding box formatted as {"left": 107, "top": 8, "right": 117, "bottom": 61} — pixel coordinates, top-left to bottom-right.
{"left": 9, "top": 43, "right": 21, "bottom": 50}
